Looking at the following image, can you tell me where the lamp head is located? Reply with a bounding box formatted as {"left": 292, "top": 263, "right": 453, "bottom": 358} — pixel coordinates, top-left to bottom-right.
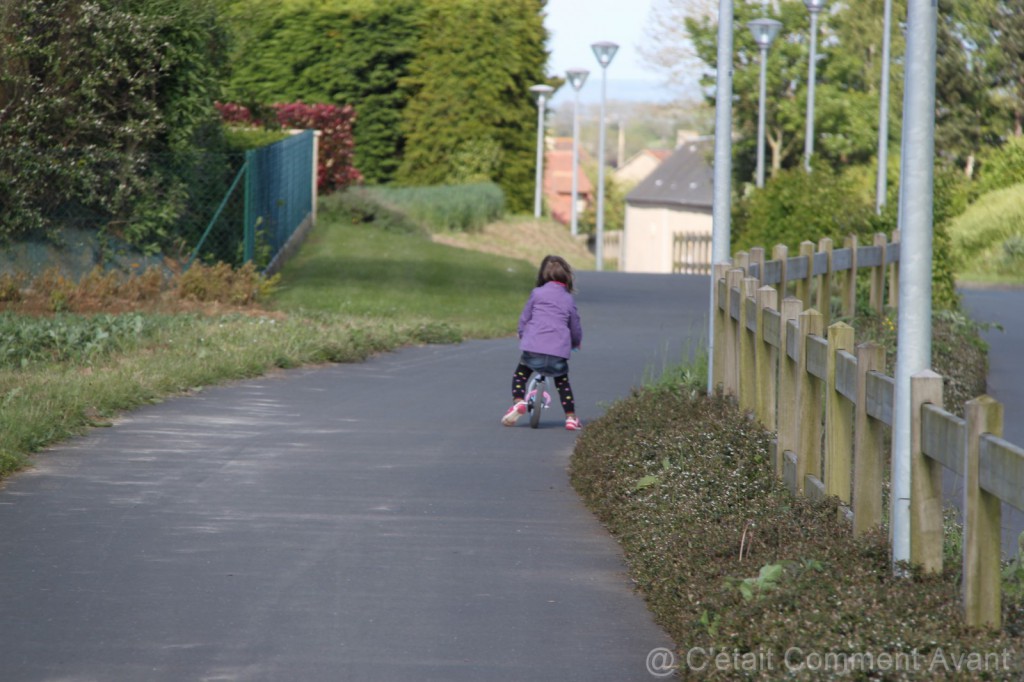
{"left": 529, "top": 84, "right": 554, "bottom": 100}
{"left": 747, "top": 18, "right": 783, "bottom": 50}
{"left": 804, "top": 0, "right": 828, "bottom": 14}
{"left": 591, "top": 41, "right": 619, "bottom": 68}
{"left": 566, "top": 69, "right": 590, "bottom": 91}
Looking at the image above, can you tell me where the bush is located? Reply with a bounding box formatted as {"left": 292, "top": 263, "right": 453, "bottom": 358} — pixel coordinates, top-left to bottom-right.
{"left": 215, "top": 101, "right": 363, "bottom": 193}
{"left": 948, "top": 182, "right": 1024, "bottom": 276}
{"left": 975, "top": 136, "right": 1024, "bottom": 196}
{"left": 0, "top": 0, "right": 229, "bottom": 244}
{"left": 735, "top": 164, "right": 961, "bottom": 311}
{"left": 732, "top": 165, "right": 877, "bottom": 254}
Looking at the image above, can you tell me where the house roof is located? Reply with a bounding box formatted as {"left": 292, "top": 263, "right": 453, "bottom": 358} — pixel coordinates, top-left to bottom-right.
{"left": 625, "top": 137, "right": 714, "bottom": 210}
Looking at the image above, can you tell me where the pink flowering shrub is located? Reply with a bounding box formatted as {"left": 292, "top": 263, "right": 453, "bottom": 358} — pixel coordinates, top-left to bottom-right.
{"left": 215, "top": 101, "right": 363, "bottom": 193}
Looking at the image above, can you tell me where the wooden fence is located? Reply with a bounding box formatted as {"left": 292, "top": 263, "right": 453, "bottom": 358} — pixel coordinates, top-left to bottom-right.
{"left": 602, "top": 230, "right": 622, "bottom": 270}
{"left": 672, "top": 231, "right": 712, "bottom": 275}
{"left": 715, "top": 233, "right": 1024, "bottom": 628}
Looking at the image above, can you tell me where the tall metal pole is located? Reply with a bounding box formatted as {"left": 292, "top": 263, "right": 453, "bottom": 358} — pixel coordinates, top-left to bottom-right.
{"left": 566, "top": 69, "right": 589, "bottom": 237}
{"left": 756, "top": 45, "right": 769, "bottom": 188}
{"left": 596, "top": 68, "right": 608, "bottom": 269}
{"left": 875, "top": 0, "right": 894, "bottom": 214}
{"left": 892, "top": 0, "right": 937, "bottom": 571}
{"left": 708, "top": 0, "right": 734, "bottom": 394}
{"left": 803, "top": 1, "right": 827, "bottom": 172}
{"left": 592, "top": 41, "right": 618, "bottom": 272}
{"left": 749, "top": 18, "right": 782, "bottom": 188}
{"left": 529, "top": 85, "right": 553, "bottom": 219}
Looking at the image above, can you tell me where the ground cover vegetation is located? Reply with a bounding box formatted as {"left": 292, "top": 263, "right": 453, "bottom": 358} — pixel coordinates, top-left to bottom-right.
{"left": 571, "top": 384, "right": 1024, "bottom": 680}
{"left": 569, "top": 301, "right": 1018, "bottom": 679}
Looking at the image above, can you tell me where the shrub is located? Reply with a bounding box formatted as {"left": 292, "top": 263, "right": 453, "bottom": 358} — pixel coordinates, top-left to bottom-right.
{"left": 215, "top": 101, "right": 363, "bottom": 193}
{"left": 975, "top": 136, "right": 1024, "bottom": 196}
{"left": 0, "top": 0, "right": 229, "bottom": 243}
{"left": 359, "top": 183, "right": 505, "bottom": 233}
{"left": 175, "top": 262, "right": 279, "bottom": 305}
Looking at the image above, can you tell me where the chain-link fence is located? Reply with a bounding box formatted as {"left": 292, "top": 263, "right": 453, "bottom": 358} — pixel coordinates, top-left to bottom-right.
{"left": 0, "top": 130, "right": 317, "bottom": 279}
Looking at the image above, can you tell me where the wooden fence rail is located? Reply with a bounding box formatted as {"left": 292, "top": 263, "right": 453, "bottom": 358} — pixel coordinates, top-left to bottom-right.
{"left": 715, "top": 233, "right": 1024, "bottom": 629}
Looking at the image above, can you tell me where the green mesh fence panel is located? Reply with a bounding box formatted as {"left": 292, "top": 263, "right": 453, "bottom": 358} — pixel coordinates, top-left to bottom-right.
{"left": 244, "top": 130, "right": 315, "bottom": 271}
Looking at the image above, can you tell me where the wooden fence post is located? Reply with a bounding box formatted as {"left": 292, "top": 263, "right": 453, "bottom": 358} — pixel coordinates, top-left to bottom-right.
{"left": 777, "top": 298, "right": 804, "bottom": 479}
{"left": 888, "top": 229, "right": 901, "bottom": 309}
{"left": 963, "top": 395, "right": 1004, "bottom": 629}
{"left": 756, "top": 286, "right": 778, "bottom": 430}
{"left": 853, "top": 342, "right": 885, "bottom": 536}
{"left": 826, "top": 323, "right": 855, "bottom": 507}
{"left": 796, "top": 309, "right": 824, "bottom": 495}
{"left": 739, "top": 277, "right": 759, "bottom": 414}
{"left": 910, "top": 370, "right": 945, "bottom": 574}
{"left": 712, "top": 263, "right": 729, "bottom": 393}
{"left": 735, "top": 251, "right": 750, "bottom": 275}
{"left": 842, "top": 234, "right": 858, "bottom": 318}
{"left": 871, "top": 233, "right": 887, "bottom": 314}
{"left": 796, "top": 241, "right": 816, "bottom": 309}
{"left": 724, "top": 269, "right": 744, "bottom": 397}
{"left": 749, "top": 246, "right": 766, "bottom": 281}
{"left": 772, "top": 243, "right": 789, "bottom": 299}
{"left": 817, "top": 237, "right": 833, "bottom": 328}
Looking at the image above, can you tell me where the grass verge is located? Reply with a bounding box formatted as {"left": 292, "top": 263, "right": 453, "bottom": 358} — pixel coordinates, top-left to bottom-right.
{"left": 0, "top": 194, "right": 539, "bottom": 478}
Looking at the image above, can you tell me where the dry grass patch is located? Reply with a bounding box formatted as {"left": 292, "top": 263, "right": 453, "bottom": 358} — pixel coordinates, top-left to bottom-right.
{"left": 430, "top": 216, "right": 593, "bottom": 269}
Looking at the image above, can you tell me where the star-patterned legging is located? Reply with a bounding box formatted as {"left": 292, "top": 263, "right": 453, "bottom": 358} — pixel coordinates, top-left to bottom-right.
{"left": 512, "top": 363, "right": 575, "bottom": 414}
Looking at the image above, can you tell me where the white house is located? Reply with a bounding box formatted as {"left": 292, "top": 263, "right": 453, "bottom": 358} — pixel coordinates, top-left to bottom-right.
{"left": 622, "top": 137, "right": 714, "bottom": 273}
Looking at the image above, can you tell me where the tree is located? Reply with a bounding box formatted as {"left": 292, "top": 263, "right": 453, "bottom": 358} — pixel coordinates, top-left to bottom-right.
{"left": 395, "top": 0, "right": 549, "bottom": 213}
{"left": 224, "top": 0, "right": 421, "bottom": 185}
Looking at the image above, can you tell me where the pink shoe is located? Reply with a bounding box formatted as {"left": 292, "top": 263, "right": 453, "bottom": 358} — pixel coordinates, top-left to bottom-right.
{"left": 565, "top": 416, "right": 581, "bottom": 431}
{"left": 501, "top": 401, "right": 527, "bottom": 426}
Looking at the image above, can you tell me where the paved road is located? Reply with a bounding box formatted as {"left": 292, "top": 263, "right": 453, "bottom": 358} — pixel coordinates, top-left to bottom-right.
{"left": 0, "top": 271, "right": 709, "bottom": 682}
{"left": 960, "top": 288, "right": 1024, "bottom": 556}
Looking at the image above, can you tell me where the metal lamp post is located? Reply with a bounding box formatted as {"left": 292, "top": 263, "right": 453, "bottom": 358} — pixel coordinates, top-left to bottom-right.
{"left": 876, "top": 0, "right": 894, "bottom": 213}
{"left": 591, "top": 40, "right": 618, "bottom": 271}
{"left": 748, "top": 18, "right": 782, "bottom": 189}
{"left": 566, "top": 69, "right": 589, "bottom": 237}
{"left": 529, "top": 84, "right": 554, "bottom": 219}
{"left": 803, "top": 0, "right": 828, "bottom": 173}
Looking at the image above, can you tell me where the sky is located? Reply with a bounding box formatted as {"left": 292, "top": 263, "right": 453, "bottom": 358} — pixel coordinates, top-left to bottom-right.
{"left": 543, "top": 0, "right": 674, "bottom": 105}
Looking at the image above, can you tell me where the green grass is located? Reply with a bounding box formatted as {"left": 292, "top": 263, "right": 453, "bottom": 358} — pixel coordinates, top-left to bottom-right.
{"left": 0, "top": 195, "right": 538, "bottom": 478}
{"left": 270, "top": 194, "right": 532, "bottom": 337}
{"left": 949, "top": 183, "right": 1024, "bottom": 284}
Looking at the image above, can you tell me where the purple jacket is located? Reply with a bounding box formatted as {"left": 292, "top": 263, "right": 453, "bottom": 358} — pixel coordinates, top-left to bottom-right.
{"left": 518, "top": 281, "right": 583, "bottom": 359}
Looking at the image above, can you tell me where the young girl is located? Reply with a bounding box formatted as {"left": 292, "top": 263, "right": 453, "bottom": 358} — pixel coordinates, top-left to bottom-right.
{"left": 501, "top": 255, "right": 583, "bottom": 430}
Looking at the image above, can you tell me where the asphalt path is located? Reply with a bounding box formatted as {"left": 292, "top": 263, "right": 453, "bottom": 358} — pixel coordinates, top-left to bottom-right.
{"left": 0, "top": 271, "right": 709, "bottom": 682}
{"left": 960, "top": 287, "right": 1024, "bottom": 556}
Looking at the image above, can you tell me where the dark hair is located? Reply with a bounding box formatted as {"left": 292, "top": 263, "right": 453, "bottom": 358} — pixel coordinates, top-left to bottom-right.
{"left": 536, "top": 255, "right": 575, "bottom": 293}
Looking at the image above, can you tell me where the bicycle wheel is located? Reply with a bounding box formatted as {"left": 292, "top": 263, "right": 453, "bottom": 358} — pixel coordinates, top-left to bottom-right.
{"left": 529, "top": 374, "right": 544, "bottom": 429}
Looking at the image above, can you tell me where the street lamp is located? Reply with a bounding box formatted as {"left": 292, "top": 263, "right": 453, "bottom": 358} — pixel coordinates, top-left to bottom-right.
{"left": 529, "top": 84, "right": 554, "bottom": 219}
{"left": 566, "top": 69, "right": 589, "bottom": 237}
{"left": 591, "top": 40, "right": 618, "bottom": 271}
{"left": 876, "top": 0, "right": 894, "bottom": 213}
{"left": 748, "top": 18, "right": 782, "bottom": 189}
{"left": 803, "top": 0, "right": 828, "bottom": 173}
